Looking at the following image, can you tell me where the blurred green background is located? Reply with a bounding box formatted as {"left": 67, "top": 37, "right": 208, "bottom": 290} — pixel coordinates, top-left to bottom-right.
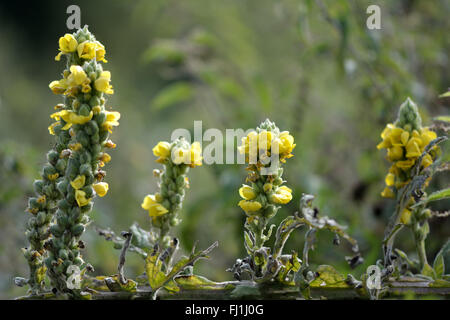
{"left": 0, "top": 0, "right": 448, "bottom": 299}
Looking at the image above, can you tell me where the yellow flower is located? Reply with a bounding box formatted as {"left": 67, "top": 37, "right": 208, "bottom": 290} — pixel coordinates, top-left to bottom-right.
{"left": 51, "top": 110, "right": 93, "bottom": 130}
{"left": 400, "top": 131, "right": 410, "bottom": 146}
{"left": 69, "top": 142, "right": 83, "bottom": 151}
{"left": 95, "top": 41, "right": 108, "bottom": 63}
{"left": 172, "top": 145, "right": 190, "bottom": 165}
{"left": 75, "top": 190, "right": 91, "bottom": 207}
{"left": 103, "top": 111, "right": 121, "bottom": 133}
{"left": 100, "top": 153, "right": 112, "bottom": 164}
{"left": 48, "top": 122, "right": 59, "bottom": 135}
{"left": 277, "top": 131, "right": 296, "bottom": 155}
{"left": 389, "top": 127, "right": 404, "bottom": 147}
{"left": 386, "top": 146, "right": 403, "bottom": 161}
{"left": 70, "top": 175, "right": 86, "bottom": 190}
{"left": 152, "top": 141, "right": 171, "bottom": 162}
{"left": 77, "top": 41, "right": 97, "bottom": 60}
{"left": 270, "top": 186, "right": 293, "bottom": 204}
{"left": 420, "top": 128, "right": 437, "bottom": 148}
{"left": 421, "top": 153, "right": 433, "bottom": 168}
{"left": 238, "top": 200, "right": 262, "bottom": 213}
{"left": 189, "top": 142, "right": 203, "bottom": 167}
{"left": 399, "top": 208, "right": 412, "bottom": 225}
{"left": 257, "top": 130, "right": 272, "bottom": 151}
{"left": 94, "top": 71, "right": 114, "bottom": 94}
{"left": 377, "top": 124, "right": 404, "bottom": 149}
{"left": 385, "top": 173, "right": 395, "bottom": 187}
{"left": 47, "top": 173, "right": 59, "bottom": 181}
{"left": 141, "top": 194, "right": 169, "bottom": 217}
{"left": 396, "top": 159, "right": 415, "bottom": 170}
{"left": 381, "top": 186, "right": 395, "bottom": 198}
{"left": 93, "top": 182, "right": 109, "bottom": 197}
{"left": 68, "top": 65, "right": 88, "bottom": 86}
{"left": 55, "top": 34, "right": 78, "bottom": 61}
{"left": 263, "top": 183, "right": 272, "bottom": 193}
{"left": 238, "top": 131, "right": 258, "bottom": 155}
{"left": 49, "top": 80, "right": 68, "bottom": 94}
{"left": 239, "top": 185, "right": 257, "bottom": 200}
{"left": 405, "top": 138, "right": 422, "bottom": 158}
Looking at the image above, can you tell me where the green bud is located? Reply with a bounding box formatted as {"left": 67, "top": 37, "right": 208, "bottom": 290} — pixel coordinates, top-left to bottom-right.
{"left": 89, "top": 96, "right": 101, "bottom": 107}
{"left": 395, "top": 97, "right": 422, "bottom": 131}
{"left": 43, "top": 165, "right": 57, "bottom": 178}
{"left": 58, "top": 249, "right": 68, "bottom": 260}
{"left": 36, "top": 211, "right": 46, "bottom": 225}
{"left": 55, "top": 159, "right": 67, "bottom": 174}
{"left": 50, "top": 224, "right": 64, "bottom": 238}
{"left": 76, "top": 130, "right": 90, "bottom": 147}
{"left": 33, "top": 180, "right": 44, "bottom": 194}
{"left": 85, "top": 120, "right": 99, "bottom": 136}
{"left": 71, "top": 224, "right": 85, "bottom": 237}
{"left": 47, "top": 150, "right": 60, "bottom": 164}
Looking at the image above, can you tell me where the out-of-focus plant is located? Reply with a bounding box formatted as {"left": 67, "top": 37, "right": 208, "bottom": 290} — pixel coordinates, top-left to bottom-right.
{"left": 375, "top": 97, "right": 449, "bottom": 299}
{"left": 228, "top": 119, "right": 362, "bottom": 299}
{"left": 16, "top": 26, "right": 120, "bottom": 299}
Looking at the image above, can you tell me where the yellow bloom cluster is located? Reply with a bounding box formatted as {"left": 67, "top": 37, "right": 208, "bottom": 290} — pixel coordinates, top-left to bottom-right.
{"left": 238, "top": 184, "right": 293, "bottom": 214}
{"left": 152, "top": 140, "right": 203, "bottom": 167}
{"left": 237, "top": 119, "right": 294, "bottom": 223}
{"left": 55, "top": 33, "right": 107, "bottom": 63}
{"left": 142, "top": 139, "right": 202, "bottom": 222}
{"left": 49, "top": 64, "right": 113, "bottom": 97}
{"left": 238, "top": 129, "right": 295, "bottom": 163}
{"left": 377, "top": 123, "right": 438, "bottom": 198}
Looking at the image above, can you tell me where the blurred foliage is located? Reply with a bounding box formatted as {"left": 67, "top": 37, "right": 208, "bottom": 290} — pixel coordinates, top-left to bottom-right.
{"left": 0, "top": 0, "right": 448, "bottom": 299}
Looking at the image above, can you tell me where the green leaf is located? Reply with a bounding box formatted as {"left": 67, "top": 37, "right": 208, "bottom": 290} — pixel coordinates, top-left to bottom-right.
{"left": 309, "top": 265, "right": 349, "bottom": 288}
{"left": 145, "top": 252, "right": 166, "bottom": 289}
{"left": 421, "top": 263, "right": 436, "bottom": 279}
{"left": 438, "top": 92, "right": 450, "bottom": 98}
{"left": 433, "top": 240, "right": 450, "bottom": 279}
{"left": 244, "top": 231, "right": 254, "bottom": 255}
{"left": 163, "top": 280, "right": 180, "bottom": 293}
{"left": 151, "top": 82, "right": 193, "bottom": 110}
{"left": 273, "top": 216, "right": 304, "bottom": 258}
{"left": 104, "top": 275, "right": 137, "bottom": 292}
{"left": 412, "top": 188, "right": 450, "bottom": 208}
{"left": 146, "top": 241, "right": 218, "bottom": 294}
{"left": 175, "top": 275, "right": 232, "bottom": 290}
{"left": 434, "top": 115, "right": 450, "bottom": 123}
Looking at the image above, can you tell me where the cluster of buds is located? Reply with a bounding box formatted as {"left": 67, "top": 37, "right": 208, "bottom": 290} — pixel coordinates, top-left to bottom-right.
{"left": 141, "top": 138, "right": 202, "bottom": 248}
{"left": 237, "top": 119, "right": 295, "bottom": 250}
{"left": 44, "top": 27, "right": 119, "bottom": 296}
{"left": 377, "top": 98, "right": 439, "bottom": 224}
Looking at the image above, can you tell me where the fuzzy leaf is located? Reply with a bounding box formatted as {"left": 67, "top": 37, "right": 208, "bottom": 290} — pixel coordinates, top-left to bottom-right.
{"left": 145, "top": 252, "right": 166, "bottom": 289}
{"left": 433, "top": 240, "right": 450, "bottom": 279}
{"left": 309, "top": 265, "right": 349, "bottom": 288}
{"left": 412, "top": 188, "right": 450, "bottom": 208}
{"left": 175, "top": 275, "right": 232, "bottom": 290}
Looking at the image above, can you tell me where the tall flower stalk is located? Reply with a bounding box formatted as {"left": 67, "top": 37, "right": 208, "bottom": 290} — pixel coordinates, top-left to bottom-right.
{"left": 377, "top": 98, "right": 440, "bottom": 272}
{"left": 44, "top": 27, "right": 119, "bottom": 297}
{"left": 141, "top": 138, "right": 202, "bottom": 249}
{"left": 237, "top": 119, "right": 295, "bottom": 277}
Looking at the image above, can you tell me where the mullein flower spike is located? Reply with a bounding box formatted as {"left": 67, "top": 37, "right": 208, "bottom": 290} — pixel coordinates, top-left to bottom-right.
{"left": 45, "top": 27, "right": 120, "bottom": 297}
{"left": 238, "top": 119, "right": 295, "bottom": 249}
{"left": 377, "top": 98, "right": 439, "bottom": 224}
{"left": 142, "top": 138, "right": 202, "bottom": 248}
